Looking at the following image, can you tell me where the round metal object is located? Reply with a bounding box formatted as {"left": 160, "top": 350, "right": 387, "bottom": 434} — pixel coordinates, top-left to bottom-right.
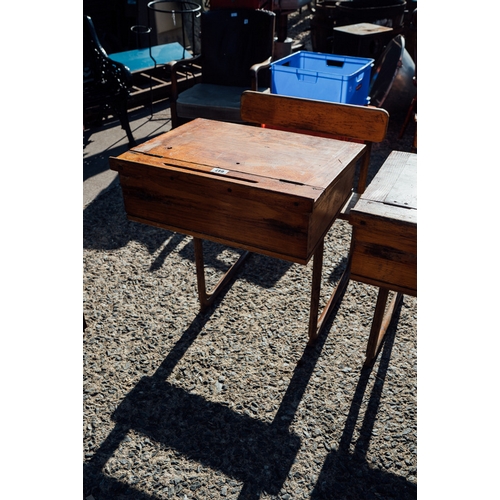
{"left": 369, "top": 34, "right": 416, "bottom": 115}
{"left": 334, "top": 0, "right": 407, "bottom": 28}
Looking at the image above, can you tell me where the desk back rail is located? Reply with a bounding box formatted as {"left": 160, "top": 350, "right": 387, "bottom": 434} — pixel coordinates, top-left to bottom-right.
{"left": 240, "top": 90, "right": 389, "bottom": 196}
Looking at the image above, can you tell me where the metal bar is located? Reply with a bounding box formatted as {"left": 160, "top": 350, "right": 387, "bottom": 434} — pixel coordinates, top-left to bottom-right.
{"left": 364, "top": 289, "right": 403, "bottom": 366}
{"left": 193, "top": 237, "right": 250, "bottom": 312}
{"left": 307, "top": 246, "right": 351, "bottom": 345}
{"left": 307, "top": 240, "right": 324, "bottom": 343}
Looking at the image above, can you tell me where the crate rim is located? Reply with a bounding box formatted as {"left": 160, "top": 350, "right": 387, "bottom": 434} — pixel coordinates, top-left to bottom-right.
{"left": 271, "top": 50, "right": 375, "bottom": 74}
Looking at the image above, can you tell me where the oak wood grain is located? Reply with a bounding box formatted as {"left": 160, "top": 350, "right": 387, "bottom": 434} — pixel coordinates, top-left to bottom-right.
{"left": 240, "top": 90, "right": 389, "bottom": 142}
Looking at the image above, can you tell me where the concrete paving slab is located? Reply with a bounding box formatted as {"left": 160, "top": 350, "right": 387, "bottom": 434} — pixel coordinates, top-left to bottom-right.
{"left": 83, "top": 100, "right": 172, "bottom": 208}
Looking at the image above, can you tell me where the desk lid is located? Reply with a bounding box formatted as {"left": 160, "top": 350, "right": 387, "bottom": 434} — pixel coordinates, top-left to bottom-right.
{"left": 382, "top": 159, "right": 417, "bottom": 209}
{"left": 351, "top": 150, "right": 416, "bottom": 225}
{"left": 122, "top": 118, "right": 366, "bottom": 193}
{"left": 362, "top": 150, "right": 416, "bottom": 209}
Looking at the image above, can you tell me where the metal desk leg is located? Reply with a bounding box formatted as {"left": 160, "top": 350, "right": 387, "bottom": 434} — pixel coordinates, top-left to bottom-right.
{"left": 307, "top": 241, "right": 351, "bottom": 345}
{"left": 193, "top": 237, "right": 250, "bottom": 312}
{"left": 364, "top": 288, "right": 403, "bottom": 366}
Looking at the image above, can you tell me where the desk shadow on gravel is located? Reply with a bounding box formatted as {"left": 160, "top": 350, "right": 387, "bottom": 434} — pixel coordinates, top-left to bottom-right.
{"left": 179, "top": 240, "right": 293, "bottom": 289}
{"left": 310, "top": 302, "right": 417, "bottom": 500}
{"left": 84, "top": 304, "right": 302, "bottom": 500}
{"left": 83, "top": 182, "right": 182, "bottom": 259}
{"left": 83, "top": 183, "right": 292, "bottom": 286}
{"left": 83, "top": 278, "right": 352, "bottom": 500}
{"left": 84, "top": 393, "right": 301, "bottom": 500}
{"left": 84, "top": 144, "right": 133, "bottom": 182}
{"left": 83, "top": 289, "right": 413, "bottom": 500}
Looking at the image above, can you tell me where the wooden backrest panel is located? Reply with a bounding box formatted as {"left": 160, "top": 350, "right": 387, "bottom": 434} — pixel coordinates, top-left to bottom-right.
{"left": 240, "top": 91, "right": 389, "bottom": 143}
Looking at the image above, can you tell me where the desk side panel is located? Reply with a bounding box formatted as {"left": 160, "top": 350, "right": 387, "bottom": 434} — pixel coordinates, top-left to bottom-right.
{"left": 112, "top": 159, "right": 316, "bottom": 263}
{"left": 308, "top": 160, "right": 356, "bottom": 256}
{"left": 350, "top": 220, "right": 417, "bottom": 295}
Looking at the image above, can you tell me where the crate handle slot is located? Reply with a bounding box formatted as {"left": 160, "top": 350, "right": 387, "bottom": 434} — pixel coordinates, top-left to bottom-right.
{"left": 295, "top": 69, "right": 319, "bottom": 83}
{"left": 326, "top": 59, "right": 344, "bottom": 68}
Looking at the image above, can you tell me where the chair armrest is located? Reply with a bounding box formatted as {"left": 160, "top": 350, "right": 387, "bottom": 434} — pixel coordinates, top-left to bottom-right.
{"left": 168, "top": 54, "right": 203, "bottom": 101}
{"left": 168, "top": 53, "right": 202, "bottom": 73}
{"left": 250, "top": 56, "right": 272, "bottom": 91}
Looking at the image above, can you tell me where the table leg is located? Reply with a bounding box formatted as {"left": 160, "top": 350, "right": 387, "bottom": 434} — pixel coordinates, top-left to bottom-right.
{"left": 364, "top": 288, "right": 403, "bottom": 366}
{"left": 193, "top": 237, "right": 250, "bottom": 312}
{"left": 307, "top": 241, "right": 351, "bottom": 345}
{"left": 307, "top": 240, "right": 324, "bottom": 342}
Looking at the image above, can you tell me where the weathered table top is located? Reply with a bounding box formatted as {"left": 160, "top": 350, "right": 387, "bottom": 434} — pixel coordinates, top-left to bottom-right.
{"left": 351, "top": 150, "right": 417, "bottom": 226}
{"left": 121, "top": 118, "right": 364, "bottom": 193}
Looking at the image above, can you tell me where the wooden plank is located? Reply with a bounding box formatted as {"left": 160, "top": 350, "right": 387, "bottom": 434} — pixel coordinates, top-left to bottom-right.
{"left": 383, "top": 161, "right": 417, "bottom": 209}
{"left": 362, "top": 151, "right": 416, "bottom": 203}
{"left": 350, "top": 239, "right": 417, "bottom": 293}
{"left": 126, "top": 118, "right": 365, "bottom": 190}
{"left": 350, "top": 217, "right": 417, "bottom": 253}
{"left": 350, "top": 199, "right": 417, "bottom": 226}
{"left": 240, "top": 90, "right": 389, "bottom": 143}
{"left": 350, "top": 219, "right": 417, "bottom": 295}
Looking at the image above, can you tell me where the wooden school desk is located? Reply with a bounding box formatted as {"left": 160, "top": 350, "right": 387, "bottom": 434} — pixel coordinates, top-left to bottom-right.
{"left": 349, "top": 150, "right": 417, "bottom": 365}
{"left": 109, "top": 118, "right": 366, "bottom": 343}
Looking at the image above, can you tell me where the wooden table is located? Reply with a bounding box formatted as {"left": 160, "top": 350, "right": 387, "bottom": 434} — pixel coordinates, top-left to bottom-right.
{"left": 349, "top": 150, "right": 417, "bottom": 365}
{"left": 109, "top": 118, "right": 366, "bottom": 342}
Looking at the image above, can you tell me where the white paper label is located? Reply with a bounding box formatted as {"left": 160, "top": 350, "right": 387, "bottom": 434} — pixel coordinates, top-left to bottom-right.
{"left": 211, "top": 168, "right": 229, "bottom": 175}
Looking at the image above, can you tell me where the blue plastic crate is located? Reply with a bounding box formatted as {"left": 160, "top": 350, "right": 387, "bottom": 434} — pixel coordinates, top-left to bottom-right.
{"left": 270, "top": 51, "right": 374, "bottom": 105}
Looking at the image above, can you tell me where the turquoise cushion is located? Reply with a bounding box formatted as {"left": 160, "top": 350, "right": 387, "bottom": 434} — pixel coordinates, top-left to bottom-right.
{"left": 109, "top": 42, "right": 191, "bottom": 73}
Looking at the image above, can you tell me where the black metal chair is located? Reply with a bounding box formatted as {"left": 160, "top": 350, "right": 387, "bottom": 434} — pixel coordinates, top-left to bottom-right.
{"left": 83, "top": 15, "right": 136, "bottom": 147}
{"left": 168, "top": 8, "right": 275, "bottom": 128}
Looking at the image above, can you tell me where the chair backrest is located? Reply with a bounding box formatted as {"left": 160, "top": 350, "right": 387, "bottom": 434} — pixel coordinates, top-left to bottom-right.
{"left": 83, "top": 15, "right": 132, "bottom": 95}
{"left": 240, "top": 90, "right": 389, "bottom": 193}
{"left": 200, "top": 9, "right": 275, "bottom": 87}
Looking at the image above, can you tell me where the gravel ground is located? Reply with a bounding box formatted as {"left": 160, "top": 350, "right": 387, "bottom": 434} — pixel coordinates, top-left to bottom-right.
{"left": 84, "top": 10, "right": 417, "bottom": 500}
